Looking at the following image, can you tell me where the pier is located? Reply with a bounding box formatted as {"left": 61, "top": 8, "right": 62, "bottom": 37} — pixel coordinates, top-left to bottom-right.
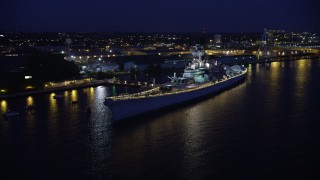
{"left": 0, "top": 79, "right": 142, "bottom": 100}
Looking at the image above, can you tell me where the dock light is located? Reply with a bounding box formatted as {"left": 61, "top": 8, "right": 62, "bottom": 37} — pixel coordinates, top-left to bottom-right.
{"left": 0, "top": 89, "right": 7, "bottom": 93}
{"left": 25, "top": 76, "right": 32, "bottom": 79}
{"left": 25, "top": 86, "right": 34, "bottom": 89}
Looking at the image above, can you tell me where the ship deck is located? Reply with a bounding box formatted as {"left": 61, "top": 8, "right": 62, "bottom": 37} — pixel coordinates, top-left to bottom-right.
{"left": 107, "top": 69, "right": 247, "bottom": 101}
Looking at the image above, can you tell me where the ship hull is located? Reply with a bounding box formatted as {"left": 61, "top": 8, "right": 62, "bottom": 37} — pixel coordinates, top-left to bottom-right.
{"left": 106, "top": 73, "right": 246, "bottom": 123}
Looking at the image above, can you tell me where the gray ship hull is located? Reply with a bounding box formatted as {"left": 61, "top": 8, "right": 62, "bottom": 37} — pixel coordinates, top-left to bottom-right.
{"left": 105, "top": 72, "right": 246, "bottom": 122}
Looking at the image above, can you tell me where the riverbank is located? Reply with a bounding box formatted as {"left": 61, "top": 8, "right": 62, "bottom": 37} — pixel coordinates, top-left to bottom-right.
{"left": 242, "top": 54, "right": 320, "bottom": 64}
{"left": 1, "top": 55, "right": 319, "bottom": 100}
{"left": 0, "top": 79, "right": 142, "bottom": 100}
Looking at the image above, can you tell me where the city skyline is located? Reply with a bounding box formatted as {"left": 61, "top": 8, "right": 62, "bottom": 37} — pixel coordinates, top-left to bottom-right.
{"left": 2, "top": 0, "right": 319, "bottom": 33}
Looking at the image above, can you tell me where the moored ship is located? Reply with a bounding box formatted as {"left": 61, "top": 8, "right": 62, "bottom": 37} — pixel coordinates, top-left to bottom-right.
{"left": 104, "top": 45, "right": 247, "bottom": 122}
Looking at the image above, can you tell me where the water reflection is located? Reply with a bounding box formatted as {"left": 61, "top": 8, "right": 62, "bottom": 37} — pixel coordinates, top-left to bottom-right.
{"left": 270, "top": 62, "right": 282, "bottom": 94}
{"left": 270, "top": 62, "right": 281, "bottom": 89}
{"left": 86, "top": 87, "right": 95, "bottom": 102}
{"left": 64, "top": 91, "right": 69, "bottom": 98}
{"left": 89, "top": 87, "right": 94, "bottom": 95}
{"left": 295, "top": 59, "right": 310, "bottom": 90}
{"left": 71, "top": 90, "right": 78, "bottom": 102}
{"left": 49, "top": 92, "right": 59, "bottom": 121}
{"left": 1, "top": 100, "right": 8, "bottom": 112}
{"left": 95, "top": 86, "right": 108, "bottom": 101}
{"left": 246, "top": 64, "right": 253, "bottom": 83}
{"left": 86, "top": 108, "right": 113, "bottom": 179}
{"left": 111, "top": 85, "right": 117, "bottom": 96}
{"left": 181, "top": 105, "right": 204, "bottom": 172}
{"left": 2, "top": 59, "right": 320, "bottom": 179}
{"left": 25, "top": 97, "right": 36, "bottom": 135}
{"left": 255, "top": 63, "right": 260, "bottom": 73}
{"left": 26, "top": 96, "right": 34, "bottom": 106}
{"left": 85, "top": 86, "right": 113, "bottom": 179}
{"left": 293, "top": 60, "right": 311, "bottom": 113}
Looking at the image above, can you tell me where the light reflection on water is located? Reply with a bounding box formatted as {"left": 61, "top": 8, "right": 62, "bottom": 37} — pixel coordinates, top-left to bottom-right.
{"left": 295, "top": 59, "right": 310, "bottom": 96}
{"left": 1, "top": 59, "right": 320, "bottom": 179}
{"left": 26, "top": 96, "right": 34, "bottom": 106}
{"left": 1, "top": 100, "right": 7, "bottom": 112}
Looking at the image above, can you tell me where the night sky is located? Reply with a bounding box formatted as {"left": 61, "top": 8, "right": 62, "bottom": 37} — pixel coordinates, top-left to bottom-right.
{"left": 2, "top": 0, "right": 319, "bottom": 32}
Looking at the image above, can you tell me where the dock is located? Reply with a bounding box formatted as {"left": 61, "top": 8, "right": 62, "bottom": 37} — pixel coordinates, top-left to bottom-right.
{"left": 0, "top": 79, "right": 142, "bottom": 100}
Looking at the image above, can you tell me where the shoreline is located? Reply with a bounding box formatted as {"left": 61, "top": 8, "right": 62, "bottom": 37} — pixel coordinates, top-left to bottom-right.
{"left": 241, "top": 55, "right": 319, "bottom": 65}
{"left": 1, "top": 55, "right": 319, "bottom": 100}
{"left": 0, "top": 79, "right": 141, "bottom": 100}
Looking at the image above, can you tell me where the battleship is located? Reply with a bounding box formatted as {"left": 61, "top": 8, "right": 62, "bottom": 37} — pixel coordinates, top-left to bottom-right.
{"left": 104, "top": 45, "right": 247, "bottom": 122}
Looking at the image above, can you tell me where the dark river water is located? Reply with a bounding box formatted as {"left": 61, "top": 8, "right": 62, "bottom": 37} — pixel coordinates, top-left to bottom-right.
{"left": 1, "top": 59, "right": 320, "bottom": 180}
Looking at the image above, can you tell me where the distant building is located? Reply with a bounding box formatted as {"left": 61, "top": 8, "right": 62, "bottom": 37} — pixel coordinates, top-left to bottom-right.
{"left": 210, "top": 55, "right": 257, "bottom": 65}
{"left": 124, "top": 61, "right": 138, "bottom": 71}
{"left": 88, "top": 62, "right": 119, "bottom": 72}
{"left": 214, "top": 34, "right": 222, "bottom": 44}
{"left": 65, "top": 36, "right": 72, "bottom": 53}
{"left": 65, "top": 36, "right": 72, "bottom": 61}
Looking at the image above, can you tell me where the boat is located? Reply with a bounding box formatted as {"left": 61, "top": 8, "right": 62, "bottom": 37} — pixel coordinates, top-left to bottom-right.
{"left": 104, "top": 45, "right": 247, "bottom": 122}
{"left": 3, "top": 111, "right": 20, "bottom": 118}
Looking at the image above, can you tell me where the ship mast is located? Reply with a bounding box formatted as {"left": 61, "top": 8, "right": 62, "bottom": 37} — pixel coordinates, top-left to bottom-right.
{"left": 191, "top": 44, "right": 205, "bottom": 69}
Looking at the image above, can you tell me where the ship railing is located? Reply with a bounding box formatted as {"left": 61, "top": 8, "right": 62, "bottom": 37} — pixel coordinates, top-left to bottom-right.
{"left": 108, "top": 69, "right": 247, "bottom": 101}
